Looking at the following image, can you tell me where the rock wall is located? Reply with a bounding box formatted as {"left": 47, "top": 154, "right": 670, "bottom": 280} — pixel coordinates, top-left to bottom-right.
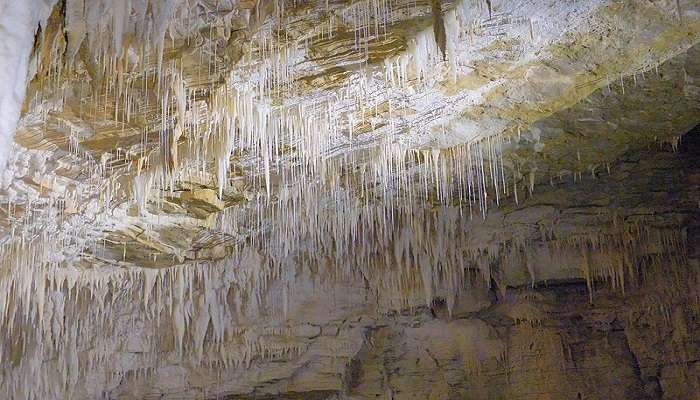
{"left": 102, "top": 129, "right": 700, "bottom": 400}
{"left": 342, "top": 275, "right": 699, "bottom": 400}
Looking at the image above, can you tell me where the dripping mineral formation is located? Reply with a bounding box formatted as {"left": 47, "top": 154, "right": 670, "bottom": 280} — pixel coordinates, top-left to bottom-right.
{"left": 0, "top": 0, "right": 699, "bottom": 399}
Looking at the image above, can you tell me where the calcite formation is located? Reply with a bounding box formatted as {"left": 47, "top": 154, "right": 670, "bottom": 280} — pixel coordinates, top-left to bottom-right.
{"left": 0, "top": 0, "right": 698, "bottom": 399}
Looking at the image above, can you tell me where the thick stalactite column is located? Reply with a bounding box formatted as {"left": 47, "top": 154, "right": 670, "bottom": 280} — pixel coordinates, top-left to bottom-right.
{"left": 0, "top": 0, "right": 55, "bottom": 171}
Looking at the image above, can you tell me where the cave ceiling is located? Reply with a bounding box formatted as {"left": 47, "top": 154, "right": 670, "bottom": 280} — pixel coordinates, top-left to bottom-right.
{"left": 0, "top": 0, "right": 699, "bottom": 398}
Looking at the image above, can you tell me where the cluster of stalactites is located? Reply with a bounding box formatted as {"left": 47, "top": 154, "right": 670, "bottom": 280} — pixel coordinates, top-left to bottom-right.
{"left": 0, "top": 176, "right": 693, "bottom": 399}
{"left": 63, "top": 0, "right": 192, "bottom": 66}
{"left": 0, "top": 235, "right": 300, "bottom": 399}
{"left": 128, "top": 0, "right": 504, "bottom": 210}
{"left": 217, "top": 169, "right": 691, "bottom": 312}
{"left": 0, "top": 194, "right": 690, "bottom": 396}
{"left": 4, "top": 1, "right": 696, "bottom": 397}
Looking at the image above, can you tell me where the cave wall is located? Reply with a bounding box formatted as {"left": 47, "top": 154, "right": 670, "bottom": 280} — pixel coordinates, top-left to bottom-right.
{"left": 103, "top": 130, "right": 700, "bottom": 400}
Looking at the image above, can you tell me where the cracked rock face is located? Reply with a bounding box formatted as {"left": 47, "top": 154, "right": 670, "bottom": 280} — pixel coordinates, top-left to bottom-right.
{"left": 0, "top": 1, "right": 698, "bottom": 399}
